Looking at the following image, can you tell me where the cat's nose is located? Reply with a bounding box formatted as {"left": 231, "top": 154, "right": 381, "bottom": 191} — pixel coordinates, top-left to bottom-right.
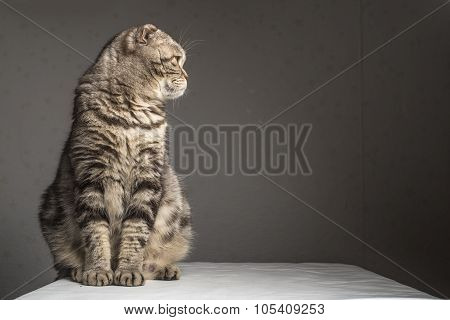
{"left": 181, "top": 68, "right": 188, "bottom": 79}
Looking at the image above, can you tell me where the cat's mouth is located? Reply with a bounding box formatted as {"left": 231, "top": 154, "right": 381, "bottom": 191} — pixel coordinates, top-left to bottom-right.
{"left": 162, "top": 80, "right": 187, "bottom": 99}
{"left": 164, "top": 87, "right": 186, "bottom": 99}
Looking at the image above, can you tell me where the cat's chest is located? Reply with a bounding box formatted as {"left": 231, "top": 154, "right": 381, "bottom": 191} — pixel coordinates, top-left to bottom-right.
{"left": 117, "top": 124, "right": 166, "bottom": 160}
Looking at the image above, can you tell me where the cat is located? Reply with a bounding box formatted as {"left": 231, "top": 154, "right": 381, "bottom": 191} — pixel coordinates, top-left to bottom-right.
{"left": 38, "top": 24, "right": 192, "bottom": 287}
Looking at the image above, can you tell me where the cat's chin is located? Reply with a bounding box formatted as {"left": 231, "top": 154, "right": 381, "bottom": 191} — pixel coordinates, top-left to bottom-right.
{"left": 163, "top": 88, "right": 186, "bottom": 100}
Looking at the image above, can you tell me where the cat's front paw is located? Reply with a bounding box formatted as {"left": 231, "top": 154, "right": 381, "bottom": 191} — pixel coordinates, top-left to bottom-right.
{"left": 114, "top": 269, "right": 145, "bottom": 286}
{"left": 82, "top": 269, "right": 114, "bottom": 286}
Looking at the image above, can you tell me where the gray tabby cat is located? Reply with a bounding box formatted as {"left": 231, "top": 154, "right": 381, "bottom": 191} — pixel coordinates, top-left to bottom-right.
{"left": 39, "top": 24, "right": 192, "bottom": 286}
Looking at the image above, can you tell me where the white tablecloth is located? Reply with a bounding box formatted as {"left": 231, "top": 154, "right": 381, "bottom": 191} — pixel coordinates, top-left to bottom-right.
{"left": 18, "top": 262, "right": 433, "bottom": 299}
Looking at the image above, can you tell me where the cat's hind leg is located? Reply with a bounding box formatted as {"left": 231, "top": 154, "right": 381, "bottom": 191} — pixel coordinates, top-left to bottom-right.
{"left": 70, "top": 267, "right": 83, "bottom": 283}
{"left": 141, "top": 263, "right": 180, "bottom": 281}
{"left": 154, "top": 264, "right": 181, "bottom": 281}
{"left": 44, "top": 224, "right": 85, "bottom": 284}
{"left": 142, "top": 231, "right": 190, "bottom": 281}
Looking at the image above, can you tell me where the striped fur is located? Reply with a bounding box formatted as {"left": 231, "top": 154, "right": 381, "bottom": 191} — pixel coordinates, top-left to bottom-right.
{"left": 39, "top": 24, "right": 192, "bottom": 286}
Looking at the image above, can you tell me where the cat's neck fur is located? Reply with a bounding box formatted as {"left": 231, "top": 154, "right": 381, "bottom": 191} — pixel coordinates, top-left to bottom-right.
{"left": 74, "top": 46, "right": 166, "bottom": 122}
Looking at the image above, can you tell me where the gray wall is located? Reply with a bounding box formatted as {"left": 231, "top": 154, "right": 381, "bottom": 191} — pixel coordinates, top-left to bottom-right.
{"left": 0, "top": 0, "right": 448, "bottom": 299}
{"left": 362, "top": 0, "right": 450, "bottom": 299}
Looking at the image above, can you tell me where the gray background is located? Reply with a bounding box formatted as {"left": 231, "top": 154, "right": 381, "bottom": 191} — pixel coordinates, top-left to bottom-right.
{"left": 0, "top": 0, "right": 448, "bottom": 299}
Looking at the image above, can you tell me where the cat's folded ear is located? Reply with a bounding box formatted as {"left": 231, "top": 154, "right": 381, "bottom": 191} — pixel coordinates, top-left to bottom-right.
{"left": 136, "top": 24, "right": 158, "bottom": 45}
{"left": 124, "top": 24, "right": 158, "bottom": 52}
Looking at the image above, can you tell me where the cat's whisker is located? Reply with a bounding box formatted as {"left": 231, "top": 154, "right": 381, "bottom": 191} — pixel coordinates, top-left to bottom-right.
{"left": 184, "top": 39, "right": 205, "bottom": 49}
{"left": 184, "top": 40, "right": 205, "bottom": 53}
{"left": 172, "top": 98, "right": 177, "bottom": 111}
{"left": 178, "top": 24, "right": 193, "bottom": 48}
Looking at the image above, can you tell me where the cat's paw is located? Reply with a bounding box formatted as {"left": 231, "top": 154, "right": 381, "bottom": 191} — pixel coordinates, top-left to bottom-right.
{"left": 82, "top": 269, "right": 113, "bottom": 286}
{"left": 114, "top": 269, "right": 145, "bottom": 286}
{"left": 155, "top": 264, "right": 181, "bottom": 280}
{"left": 70, "top": 267, "right": 83, "bottom": 283}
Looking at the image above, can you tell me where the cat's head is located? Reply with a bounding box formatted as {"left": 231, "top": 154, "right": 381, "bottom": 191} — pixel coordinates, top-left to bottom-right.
{"left": 108, "top": 24, "right": 188, "bottom": 101}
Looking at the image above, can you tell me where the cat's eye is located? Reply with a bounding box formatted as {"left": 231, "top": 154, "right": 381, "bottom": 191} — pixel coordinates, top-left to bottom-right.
{"left": 170, "top": 56, "right": 178, "bottom": 66}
